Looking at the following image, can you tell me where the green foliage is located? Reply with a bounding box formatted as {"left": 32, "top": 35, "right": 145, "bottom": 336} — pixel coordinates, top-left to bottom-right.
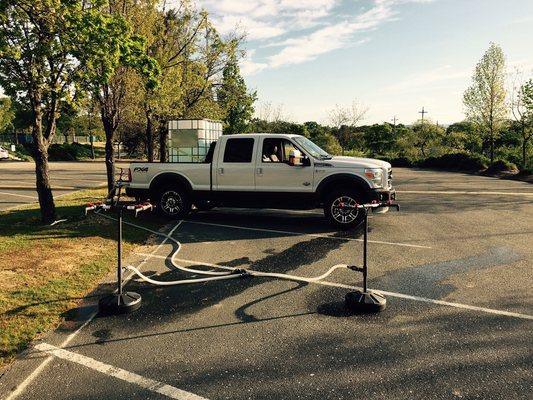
{"left": 0, "top": 97, "right": 14, "bottom": 133}
{"left": 418, "top": 153, "right": 489, "bottom": 171}
{"left": 9, "top": 144, "right": 33, "bottom": 161}
{"left": 463, "top": 43, "right": 507, "bottom": 162}
{"left": 69, "top": 5, "right": 160, "bottom": 96}
{"left": 304, "top": 121, "right": 342, "bottom": 155}
{"left": 484, "top": 159, "right": 518, "bottom": 174}
{"left": 48, "top": 143, "right": 101, "bottom": 161}
{"left": 218, "top": 53, "right": 257, "bottom": 135}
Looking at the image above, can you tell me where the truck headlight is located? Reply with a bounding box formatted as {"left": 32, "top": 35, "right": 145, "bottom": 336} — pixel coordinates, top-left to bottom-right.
{"left": 364, "top": 168, "right": 383, "bottom": 188}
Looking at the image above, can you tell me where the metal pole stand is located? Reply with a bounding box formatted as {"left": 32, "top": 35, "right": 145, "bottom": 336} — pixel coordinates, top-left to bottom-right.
{"left": 98, "top": 207, "right": 142, "bottom": 315}
{"left": 85, "top": 198, "right": 154, "bottom": 315}
{"left": 345, "top": 202, "right": 399, "bottom": 313}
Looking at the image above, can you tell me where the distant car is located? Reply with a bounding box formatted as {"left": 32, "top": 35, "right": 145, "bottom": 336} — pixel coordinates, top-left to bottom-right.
{"left": 0, "top": 146, "right": 9, "bottom": 160}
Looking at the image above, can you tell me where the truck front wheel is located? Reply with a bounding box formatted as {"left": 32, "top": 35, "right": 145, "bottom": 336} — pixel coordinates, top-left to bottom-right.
{"left": 324, "top": 190, "right": 364, "bottom": 230}
{"left": 155, "top": 185, "right": 191, "bottom": 219}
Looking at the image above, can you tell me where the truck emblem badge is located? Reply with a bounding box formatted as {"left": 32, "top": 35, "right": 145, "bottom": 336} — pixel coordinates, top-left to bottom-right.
{"left": 133, "top": 167, "right": 148, "bottom": 172}
{"left": 303, "top": 182, "right": 311, "bottom": 186}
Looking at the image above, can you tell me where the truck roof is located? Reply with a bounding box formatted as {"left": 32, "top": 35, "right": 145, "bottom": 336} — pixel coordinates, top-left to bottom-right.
{"left": 226, "top": 133, "right": 304, "bottom": 138}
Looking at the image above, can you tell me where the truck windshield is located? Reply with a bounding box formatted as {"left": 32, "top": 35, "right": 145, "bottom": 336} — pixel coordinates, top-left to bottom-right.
{"left": 293, "top": 137, "right": 332, "bottom": 160}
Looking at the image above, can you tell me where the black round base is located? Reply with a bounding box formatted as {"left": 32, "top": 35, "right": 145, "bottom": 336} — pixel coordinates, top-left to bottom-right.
{"left": 345, "top": 290, "right": 387, "bottom": 313}
{"left": 98, "top": 292, "right": 142, "bottom": 315}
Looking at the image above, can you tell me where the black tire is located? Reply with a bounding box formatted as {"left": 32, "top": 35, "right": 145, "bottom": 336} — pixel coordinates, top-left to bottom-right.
{"left": 155, "top": 185, "right": 191, "bottom": 219}
{"left": 324, "top": 190, "right": 364, "bottom": 230}
{"left": 194, "top": 200, "right": 215, "bottom": 211}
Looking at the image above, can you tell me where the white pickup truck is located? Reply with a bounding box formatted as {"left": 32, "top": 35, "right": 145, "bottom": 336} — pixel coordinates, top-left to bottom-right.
{"left": 124, "top": 133, "right": 395, "bottom": 229}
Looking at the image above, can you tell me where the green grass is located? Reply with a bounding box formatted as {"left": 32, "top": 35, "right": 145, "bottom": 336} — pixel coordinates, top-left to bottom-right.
{"left": 0, "top": 189, "right": 162, "bottom": 368}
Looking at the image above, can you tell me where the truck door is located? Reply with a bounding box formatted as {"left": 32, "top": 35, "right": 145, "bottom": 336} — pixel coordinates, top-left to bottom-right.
{"left": 215, "top": 137, "right": 257, "bottom": 191}
{"left": 255, "top": 137, "right": 314, "bottom": 193}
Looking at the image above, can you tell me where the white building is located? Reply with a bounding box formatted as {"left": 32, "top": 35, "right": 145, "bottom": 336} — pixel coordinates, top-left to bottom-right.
{"left": 167, "top": 119, "right": 223, "bottom": 163}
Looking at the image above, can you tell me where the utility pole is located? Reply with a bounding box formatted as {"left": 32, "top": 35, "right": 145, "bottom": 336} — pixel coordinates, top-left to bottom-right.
{"left": 418, "top": 107, "right": 428, "bottom": 122}
{"left": 391, "top": 115, "right": 398, "bottom": 136}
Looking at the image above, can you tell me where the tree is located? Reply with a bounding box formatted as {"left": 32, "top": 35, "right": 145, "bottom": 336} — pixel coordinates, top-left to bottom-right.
{"left": 304, "top": 121, "right": 341, "bottom": 155}
{"left": 133, "top": 4, "right": 236, "bottom": 162}
{"left": 328, "top": 100, "right": 368, "bottom": 154}
{"left": 411, "top": 120, "right": 445, "bottom": 158}
{"left": 217, "top": 52, "right": 256, "bottom": 135}
{"left": 363, "top": 123, "right": 395, "bottom": 155}
{"left": 510, "top": 75, "right": 533, "bottom": 169}
{"left": 73, "top": 1, "right": 160, "bottom": 191}
{"left": 463, "top": 43, "right": 507, "bottom": 164}
{"left": 0, "top": 0, "right": 133, "bottom": 222}
{"left": 445, "top": 121, "right": 482, "bottom": 154}
{"left": 0, "top": 97, "right": 14, "bottom": 134}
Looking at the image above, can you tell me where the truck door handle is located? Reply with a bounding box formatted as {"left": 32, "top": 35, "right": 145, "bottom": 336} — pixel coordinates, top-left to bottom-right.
{"left": 218, "top": 168, "right": 224, "bottom": 174}
{"left": 256, "top": 168, "right": 263, "bottom": 175}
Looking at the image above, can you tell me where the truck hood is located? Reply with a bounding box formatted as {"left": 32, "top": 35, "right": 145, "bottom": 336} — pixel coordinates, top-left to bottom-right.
{"left": 326, "top": 156, "right": 391, "bottom": 169}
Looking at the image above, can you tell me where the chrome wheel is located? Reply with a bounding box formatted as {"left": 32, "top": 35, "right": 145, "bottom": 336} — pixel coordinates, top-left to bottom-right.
{"left": 331, "top": 196, "right": 359, "bottom": 224}
{"left": 160, "top": 190, "right": 183, "bottom": 215}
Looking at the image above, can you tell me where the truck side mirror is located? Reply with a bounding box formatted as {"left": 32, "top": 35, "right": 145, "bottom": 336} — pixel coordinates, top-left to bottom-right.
{"left": 302, "top": 157, "right": 311, "bottom": 167}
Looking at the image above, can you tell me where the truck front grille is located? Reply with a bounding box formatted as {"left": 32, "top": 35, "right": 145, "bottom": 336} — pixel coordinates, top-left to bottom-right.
{"left": 387, "top": 168, "right": 393, "bottom": 189}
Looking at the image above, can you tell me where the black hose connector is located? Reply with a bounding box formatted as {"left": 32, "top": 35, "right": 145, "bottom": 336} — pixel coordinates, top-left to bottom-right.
{"left": 231, "top": 268, "right": 252, "bottom": 278}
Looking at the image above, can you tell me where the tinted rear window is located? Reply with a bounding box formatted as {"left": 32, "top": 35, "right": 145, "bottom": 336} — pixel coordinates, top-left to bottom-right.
{"left": 223, "top": 138, "right": 255, "bottom": 163}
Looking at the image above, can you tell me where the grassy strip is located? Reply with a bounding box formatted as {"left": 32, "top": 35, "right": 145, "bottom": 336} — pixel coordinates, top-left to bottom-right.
{"left": 0, "top": 189, "right": 161, "bottom": 368}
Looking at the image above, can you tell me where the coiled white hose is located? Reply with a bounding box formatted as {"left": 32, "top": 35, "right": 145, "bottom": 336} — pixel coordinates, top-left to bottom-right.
{"left": 95, "top": 211, "right": 350, "bottom": 286}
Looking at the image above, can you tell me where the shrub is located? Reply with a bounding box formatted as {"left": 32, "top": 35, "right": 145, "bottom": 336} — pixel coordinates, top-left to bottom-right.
{"left": 484, "top": 159, "right": 519, "bottom": 174}
{"left": 417, "top": 152, "right": 488, "bottom": 171}
{"left": 378, "top": 155, "right": 415, "bottom": 167}
{"left": 48, "top": 143, "right": 94, "bottom": 161}
{"left": 8, "top": 144, "right": 33, "bottom": 161}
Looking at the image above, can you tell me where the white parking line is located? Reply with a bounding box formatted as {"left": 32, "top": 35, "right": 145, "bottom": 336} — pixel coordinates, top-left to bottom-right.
{"left": 34, "top": 343, "right": 207, "bottom": 400}
{"left": 5, "top": 312, "right": 97, "bottom": 400}
{"left": 5, "top": 223, "right": 181, "bottom": 400}
{"left": 398, "top": 190, "right": 533, "bottom": 196}
{"left": 0, "top": 191, "right": 37, "bottom": 199}
{"left": 183, "top": 220, "right": 432, "bottom": 249}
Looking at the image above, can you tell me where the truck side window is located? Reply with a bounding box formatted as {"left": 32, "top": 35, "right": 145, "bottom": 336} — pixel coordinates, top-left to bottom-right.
{"left": 223, "top": 138, "right": 255, "bottom": 163}
{"left": 262, "top": 138, "right": 304, "bottom": 164}
{"left": 262, "top": 138, "right": 283, "bottom": 163}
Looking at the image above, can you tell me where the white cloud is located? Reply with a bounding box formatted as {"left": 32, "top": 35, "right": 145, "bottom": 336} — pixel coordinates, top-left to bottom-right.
{"left": 240, "top": 50, "right": 268, "bottom": 76}
{"left": 268, "top": 0, "right": 396, "bottom": 68}
{"left": 382, "top": 65, "right": 471, "bottom": 94}
{"left": 199, "top": 0, "right": 338, "bottom": 40}
{"left": 198, "top": 0, "right": 434, "bottom": 72}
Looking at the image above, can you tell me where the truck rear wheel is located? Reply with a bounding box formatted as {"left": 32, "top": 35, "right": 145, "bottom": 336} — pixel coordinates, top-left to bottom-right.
{"left": 324, "top": 190, "right": 364, "bottom": 230}
{"left": 155, "top": 185, "right": 191, "bottom": 219}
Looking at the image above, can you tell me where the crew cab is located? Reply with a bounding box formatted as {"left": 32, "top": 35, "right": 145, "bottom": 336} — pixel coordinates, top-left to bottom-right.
{"left": 124, "top": 133, "right": 395, "bottom": 229}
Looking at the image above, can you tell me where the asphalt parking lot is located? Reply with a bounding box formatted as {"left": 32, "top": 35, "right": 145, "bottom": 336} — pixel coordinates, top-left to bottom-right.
{"left": 1, "top": 168, "right": 532, "bottom": 399}
{"left": 0, "top": 161, "right": 113, "bottom": 211}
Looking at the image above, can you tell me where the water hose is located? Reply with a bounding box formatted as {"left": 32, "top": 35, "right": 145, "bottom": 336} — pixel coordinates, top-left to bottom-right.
{"left": 94, "top": 212, "right": 350, "bottom": 286}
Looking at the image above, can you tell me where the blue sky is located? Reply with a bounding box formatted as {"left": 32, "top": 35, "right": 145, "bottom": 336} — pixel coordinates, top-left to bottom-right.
{"left": 198, "top": 0, "right": 533, "bottom": 125}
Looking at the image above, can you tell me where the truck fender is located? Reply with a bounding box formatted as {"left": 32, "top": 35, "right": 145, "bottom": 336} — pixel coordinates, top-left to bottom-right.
{"left": 315, "top": 173, "right": 372, "bottom": 202}
{"left": 149, "top": 172, "right": 193, "bottom": 194}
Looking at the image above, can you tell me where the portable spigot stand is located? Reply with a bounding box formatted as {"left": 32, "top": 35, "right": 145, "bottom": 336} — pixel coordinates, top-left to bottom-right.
{"left": 345, "top": 201, "right": 400, "bottom": 313}
{"left": 85, "top": 200, "right": 153, "bottom": 315}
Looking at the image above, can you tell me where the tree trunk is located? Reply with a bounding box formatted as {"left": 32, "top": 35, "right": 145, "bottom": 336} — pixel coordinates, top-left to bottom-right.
{"left": 90, "top": 135, "right": 95, "bottom": 160}
{"left": 31, "top": 108, "right": 56, "bottom": 224}
{"left": 145, "top": 108, "right": 154, "bottom": 162}
{"left": 102, "top": 116, "right": 116, "bottom": 193}
{"left": 489, "top": 125, "right": 494, "bottom": 164}
{"left": 159, "top": 118, "right": 167, "bottom": 162}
